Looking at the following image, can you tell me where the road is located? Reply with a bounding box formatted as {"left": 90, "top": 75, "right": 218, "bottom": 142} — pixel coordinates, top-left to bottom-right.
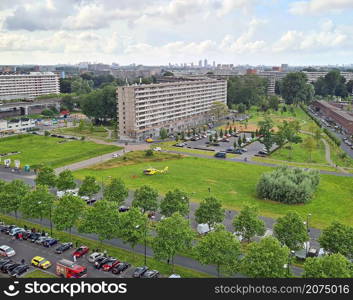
{"left": 0, "top": 232, "right": 134, "bottom": 278}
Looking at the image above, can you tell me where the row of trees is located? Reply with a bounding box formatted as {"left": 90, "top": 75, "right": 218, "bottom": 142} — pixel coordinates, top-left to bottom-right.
{"left": 314, "top": 70, "right": 353, "bottom": 98}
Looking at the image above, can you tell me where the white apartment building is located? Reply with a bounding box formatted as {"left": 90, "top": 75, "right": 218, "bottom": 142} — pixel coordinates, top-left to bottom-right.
{"left": 117, "top": 79, "right": 227, "bottom": 141}
{"left": 303, "top": 71, "right": 353, "bottom": 83}
{"left": 0, "top": 72, "right": 60, "bottom": 101}
{"left": 0, "top": 118, "right": 37, "bottom": 133}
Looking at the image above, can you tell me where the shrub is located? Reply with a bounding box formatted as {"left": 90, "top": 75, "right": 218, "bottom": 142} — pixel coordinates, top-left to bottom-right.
{"left": 145, "top": 149, "right": 154, "bottom": 157}
{"left": 256, "top": 166, "right": 320, "bottom": 204}
{"left": 323, "top": 128, "right": 341, "bottom": 146}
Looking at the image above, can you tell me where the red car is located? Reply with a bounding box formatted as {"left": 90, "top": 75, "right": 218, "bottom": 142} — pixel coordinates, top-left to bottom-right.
{"left": 101, "top": 259, "right": 120, "bottom": 272}
{"left": 72, "top": 246, "right": 89, "bottom": 258}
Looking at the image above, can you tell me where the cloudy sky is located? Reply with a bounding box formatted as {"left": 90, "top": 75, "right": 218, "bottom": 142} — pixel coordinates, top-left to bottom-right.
{"left": 1, "top": 0, "right": 353, "bottom": 66}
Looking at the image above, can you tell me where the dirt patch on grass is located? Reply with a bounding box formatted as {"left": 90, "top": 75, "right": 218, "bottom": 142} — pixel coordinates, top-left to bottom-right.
{"left": 91, "top": 151, "right": 182, "bottom": 170}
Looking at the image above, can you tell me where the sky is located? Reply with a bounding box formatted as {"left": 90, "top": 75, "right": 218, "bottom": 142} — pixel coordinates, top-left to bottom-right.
{"left": 1, "top": 0, "right": 353, "bottom": 66}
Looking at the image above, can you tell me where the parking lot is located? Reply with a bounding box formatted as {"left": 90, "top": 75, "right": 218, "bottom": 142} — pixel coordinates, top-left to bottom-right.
{"left": 176, "top": 132, "right": 277, "bottom": 159}
{"left": 0, "top": 231, "right": 135, "bottom": 278}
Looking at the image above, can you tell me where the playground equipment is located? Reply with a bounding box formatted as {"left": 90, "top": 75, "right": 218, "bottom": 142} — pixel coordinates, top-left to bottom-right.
{"left": 143, "top": 166, "right": 168, "bottom": 175}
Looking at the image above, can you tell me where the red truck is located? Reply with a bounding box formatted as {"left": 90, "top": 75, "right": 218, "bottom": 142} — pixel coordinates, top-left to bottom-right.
{"left": 56, "top": 259, "right": 87, "bottom": 278}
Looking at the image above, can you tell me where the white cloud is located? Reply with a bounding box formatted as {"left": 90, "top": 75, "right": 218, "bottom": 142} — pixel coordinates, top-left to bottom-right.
{"left": 273, "top": 21, "right": 348, "bottom": 52}
{"left": 289, "top": 0, "right": 353, "bottom": 15}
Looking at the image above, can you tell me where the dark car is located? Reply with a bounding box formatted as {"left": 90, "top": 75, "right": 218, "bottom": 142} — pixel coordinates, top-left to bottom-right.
{"left": 112, "top": 262, "right": 130, "bottom": 275}
{"left": 258, "top": 150, "right": 268, "bottom": 155}
{"left": 225, "top": 148, "right": 235, "bottom": 153}
{"left": 9, "top": 264, "right": 29, "bottom": 277}
{"left": 29, "top": 233, "right": 41, "bottom": 242}
{"left": 43, "top": 238, "right": 58, "bottom": 248}
{"left": 234, "top": 149, "right": 243, "bottom": 154}
{"left": 118, "top": 206, "right": 130, "bottom": 213}
{"left": 0, "top": 224, "right": 8, "bottom": 232}
{"left": 141, "top": 270, "right": 160, "bottom": 278}
{"left": 55, "top": 242, "right": 73, "bottom": 254}
{"left": 212, "top": 142, "right": 220, "bottom": 146}
{"left": 94, "top": 257, "right": 109, "bottom": 269}
{"left": 2, "top": 262, "right": 20, "bottom": 273}
{"left": 0, "top": 259, "right": 12, "bottom": 269}
{"left": 0, "top": 261, "right": 14, "bottom": 272}
{"left": 22, "top": 231, "right": 33, "bottom": 240}
{"left": 133, "top": 266, "right": 149, "bottom": 278}
{"left": 101, "top": 259, "right": 120, "bottom": 271}
{"left": 214, "top": 152, "right": 226, "bottom": 158}
{"left": 2, "top": 225, "right": 16, "bottom": 234}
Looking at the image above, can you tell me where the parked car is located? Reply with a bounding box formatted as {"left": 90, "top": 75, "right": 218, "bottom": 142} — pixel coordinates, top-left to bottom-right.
{"left": 169, "top": 274, "right": 181, "bottom": 278}
{"left": 214, "top": 152, "right": 226, "bottom": 158}
{"left": 234, "top": 149, "right": 243, "bottom": 154}
{"left": 101, "top": 259, "right": 120, "bottom": 271}
{"left": 73, "top": 246, "right": 89, "bottom": 258}
{"left": 28, "top": 233, "right": 41, "bottom": 243}
{"left": 2, "top": 262, "right": 20, "bottom": 274}
{"left": 55, "top": 242, "right": 73, "bottom": 254}
{"left": 141, "top": 270, "right": 160, "bottom": 278}
{"left": 118, "top": 206, "right": 130, "bottom": 213}
{"left": 35, "top": 236, "right": 49, "bottom": 245}
{"left": 133, "top": 266, "right": 149, "bottom": 278}
{"left": 0, "top": 259, "right": 12, "bottom": 270}
{"left": 88, "top": 252, "right": 104, "bottom": 263}
{"left": 31, "top": 256, "right": 52, "bottom": 269}
{"left": 258, "top": 150, "right": 268, "bottom": 155}
{"left": 43, "top": 238, "right": 59, "bottom": 248}
{"left": 94, "top": 257, "right": 110, "bottom": 269}
{"left": 153, "top": 147, "right": 162, "bottom": 151}
{"left": 225, "top": 148, "right": 235, "bottom": 153}
{"left": 9, "top": 227, "right": 24, "bottom": 236}
{"left": 0, "top": 245, "right": 16, "bottom": 257}
{"left": 112, "top": 262, "right": 130, "bottom": 275}
{"left": 212, "top": 142, "right": 220, "bottom": 146}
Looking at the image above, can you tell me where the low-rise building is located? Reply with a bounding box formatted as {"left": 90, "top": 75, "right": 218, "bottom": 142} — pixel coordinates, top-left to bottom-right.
{"left": 117, "top": 79, "right": 227, "bottom": 141}
{"left": 0, "top": 118, "right": 37, "bottom": 133}
{"left": 313, "top": 100, "right": 353, "bottom": 135}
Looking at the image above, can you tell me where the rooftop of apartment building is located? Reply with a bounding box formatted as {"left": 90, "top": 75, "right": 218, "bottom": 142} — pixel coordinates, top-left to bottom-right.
{"left": 315, "top": 100, "right": 353, "bottom": 121}
{"left": 0, "top": 72, "right": 57, "bottom": 76}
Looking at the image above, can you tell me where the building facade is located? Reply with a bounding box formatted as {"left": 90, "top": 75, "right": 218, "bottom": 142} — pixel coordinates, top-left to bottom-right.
{"left": 0, "top": 72, "right": 60, "bottom": 101}
{"left": 0, "top": 118, "right": 37, "bottom": 134}
{"left": 117, "top": 79, "right": 227, "bottom": 141}
{"left": 313, "top": 100, "right": 353, "bottom": 135}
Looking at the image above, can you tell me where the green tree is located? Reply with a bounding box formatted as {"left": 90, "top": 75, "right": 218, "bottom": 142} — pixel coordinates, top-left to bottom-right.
{"left": 78, "top": 200, "right": 119, "bottom": 246}
{"left": 274, "top": 212, "right": 309, "bottom": 250}
{"left": 152, "top": 213, "right": 194, "bottom": 271}
{"left": 195, "top": 197, "right": 225, "bottom": 228}
{"left": 303, "top": 254, "right": 352, "bottom": 278}
{"left": 318, "top": 222, "right": 353, "bottom": 259}
{"left": 210, "top": 101, "right": 228, "bottom": 120}
{"left": 280, "top": 72, "right": 313, "bottom": 104}
{"left": 78, "top": 176, "right": 100, "bottom": 198}
{"left": 160, "top": 189, "right": 189, "bottom": 217}
{"left": 21, "top": 185, "right": 55, "bottom": 234}
{"left": 303, "top": 136, "right": 317, "bottom": 162}
{"left": 118, "top": 207, "right": 148, "bottom": 260}
{"left": 52, "top": 194, "right": 86, "bottom": 238}
{"left": 103, "top": 178, "right": 128, "bottom": 205}
{"left": 160, "top": 128, "right": 168, "bottom": 140}
{"left": 241, "top": 237, "right": 290, "bottom": 278}
{"left": 61, "top": 95, "right": 75, "bottom": 111}
{"left": 35, "top": 166, "right": 57, "bottom": 188}
{"left": 56, "top": 170, "right": 76, "bottom": 191}
{"left": 232, "top": 205, "right": 265, "bottom": 242}
{"left": 132, "top": 185, "right": 159, "bottom": 213}
{"left": 258, "top": 116, "right": 274, "bottom": 154}
{"left": 193, "top": 225, "right": 241, "bottom": 277}
{"left": 0, "top": 180, "right": 30, "bottom": 218}
{"left": 71, "top": 77, "right": 93, "bottom": 95}
{"left": 268, "top": 95, "right": 280, "bottom": 111}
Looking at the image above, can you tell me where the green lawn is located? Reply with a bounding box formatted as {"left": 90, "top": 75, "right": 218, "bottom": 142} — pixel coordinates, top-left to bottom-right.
{"left": 271, "top": 134, "right": 327, "bottom": 164}
{"left": 23, "top": 270, "right": 57, "bottom": 278}
{"left": 0, "top": 135, "right": 119, "bottom": 168}
{"left": 74, "top": 156, "right": 353, "bottom": 229}
{"left": 53, "top": 125, "right": 111, "bottom": 141}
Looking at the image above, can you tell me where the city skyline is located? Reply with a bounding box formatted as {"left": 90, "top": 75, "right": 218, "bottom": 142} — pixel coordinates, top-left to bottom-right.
{"left": 0, "top": 0, "right": 353, "bottom": 66}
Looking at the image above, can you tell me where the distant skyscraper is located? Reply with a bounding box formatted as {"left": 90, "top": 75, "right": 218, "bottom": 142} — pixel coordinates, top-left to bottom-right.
{"left": 213, "top": 61, "right": 216, "bottom": 68}
{"left": 204, "top": 59, "right": 208, "bottom": 68}
{"left": 198, "top": 60, "right": 202, "bottom": 67}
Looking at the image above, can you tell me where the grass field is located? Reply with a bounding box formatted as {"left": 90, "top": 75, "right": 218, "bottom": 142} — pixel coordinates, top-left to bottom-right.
{"left": 271, "top": 134, "right": 327, "bottom": 164}
{"left": 0, "top": 135, "right": 119, "bottom": 168}
{"left": 74, "top": 156, "right": 353, "bottom": 228}
{"left": 53, "top": 125, "right": 112, "bottom": 141}
{"left": 23, "top": 269, "right": 57, "bottom": 278}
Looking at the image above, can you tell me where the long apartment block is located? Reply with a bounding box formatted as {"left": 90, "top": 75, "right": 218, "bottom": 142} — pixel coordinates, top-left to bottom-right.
{"left": 117, "top": 79, "right": 227, "bottom": 141}
{"left": 0, "top": 72, "right": 60, "bottom": 101}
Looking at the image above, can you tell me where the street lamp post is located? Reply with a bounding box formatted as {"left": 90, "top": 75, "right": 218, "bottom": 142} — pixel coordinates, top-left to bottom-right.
{"left": 306, "top": 213, "right": 312, "bottom": 256}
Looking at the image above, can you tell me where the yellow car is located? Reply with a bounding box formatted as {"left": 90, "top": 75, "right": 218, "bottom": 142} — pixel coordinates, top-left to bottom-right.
{"left": 31, "top": 256, "right": 52, "bottom": 269}
{"left": 143, "top": 167, "right": 168, "bottom": 175}
{"left": 145, "top": 138, "right": 154, "bottom": 143}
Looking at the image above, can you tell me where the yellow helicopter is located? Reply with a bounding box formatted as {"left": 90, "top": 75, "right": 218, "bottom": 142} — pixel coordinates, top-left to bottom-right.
{"left": 143, "top": 166, "right": 169, "bottom": 175}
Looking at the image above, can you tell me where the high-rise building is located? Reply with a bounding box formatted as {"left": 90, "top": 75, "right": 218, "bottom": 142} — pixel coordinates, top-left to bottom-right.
{"left": 0, "top": 72, "right": 60, "bottom": 101}
{"left": 213, "top": 61, "right": 216, "bottom": 68}
{"left": 117, "top": 79, "right": 227, "bottom": 141}
{"left": 204, "top": 59, "right": 208, "bottom": 68}
{"left": 198, "top": 60, "right": 202, "bottom": 67}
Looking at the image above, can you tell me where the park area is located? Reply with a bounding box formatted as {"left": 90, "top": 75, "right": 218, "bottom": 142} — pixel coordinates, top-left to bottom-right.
{"left": 74, "top": 154, "right": 353, "bottom": 229}
{"left": 0, "top": 134, "right": 119, "bottom": 169}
